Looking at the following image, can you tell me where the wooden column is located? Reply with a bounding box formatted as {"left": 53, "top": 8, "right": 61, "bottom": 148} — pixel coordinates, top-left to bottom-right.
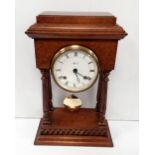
{"left": 40, "top": 69, "right": 53, "bottom": 121}
{"left": 48, "top": 70, "right": 54, "bottom": 111}
{"left": 96, "top": 70, "right": 110, "bottom": 126}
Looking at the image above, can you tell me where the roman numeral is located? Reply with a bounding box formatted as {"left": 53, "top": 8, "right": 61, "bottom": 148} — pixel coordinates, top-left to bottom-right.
{"left": 87, "top": 77, "right": 92, "bottom": 80}
{"left": 88, "top": 61, "right": 93, "bottom": 64}
{"left": 83, "top": 54, "right": 86, "bottom": 58}
{"left": 56, "top": 69, "right": 61, "bottom": 71}
{"left": 58, "top": 61, "right": 63, "bottom": 64}
{"left": 84, "top": 76, "right": 92, "bottom": 80}
{"left": 58, "top": 76, "right": 67, "bottom": 79}
{"left": 74, "top": 52, "right": 78, "bottom": 56}
{"left": 65, "top": 54, "right": 69, "bottom": 58}
{"left": 90, "top": 69, "right": 95, "bottom": 72}
{"left": 65, "top": 81, "right": 68, "bottom": 85}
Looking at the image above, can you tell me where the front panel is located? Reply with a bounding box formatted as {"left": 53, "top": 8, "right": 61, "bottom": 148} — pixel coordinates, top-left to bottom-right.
{"left": 34, "top": 39, "right": 118, "bottom": 71}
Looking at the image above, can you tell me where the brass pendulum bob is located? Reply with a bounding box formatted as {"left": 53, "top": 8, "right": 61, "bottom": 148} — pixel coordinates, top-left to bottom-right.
{"left": 63, "top": 95, "right": 82, "bottom": 111}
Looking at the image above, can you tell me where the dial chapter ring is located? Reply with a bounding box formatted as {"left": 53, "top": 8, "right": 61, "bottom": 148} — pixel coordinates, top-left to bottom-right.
{"left": 51, "top": 45, "right": 99, "bottom": 93}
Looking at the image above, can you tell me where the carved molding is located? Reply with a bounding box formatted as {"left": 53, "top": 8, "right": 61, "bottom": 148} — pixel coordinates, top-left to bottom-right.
{"left": 103, "top": 72, "right": 110, "bottom": 82}
{"left": 40, "top": 69, "right": 49, "bottom": 80}
{"left": 40, "top": 128, "right": 107, "bottom": 136}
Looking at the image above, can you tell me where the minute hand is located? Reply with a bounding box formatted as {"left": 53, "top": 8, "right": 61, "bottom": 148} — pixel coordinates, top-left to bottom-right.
{"left": 76, "top": 72, "right": 91, "bottom": 80}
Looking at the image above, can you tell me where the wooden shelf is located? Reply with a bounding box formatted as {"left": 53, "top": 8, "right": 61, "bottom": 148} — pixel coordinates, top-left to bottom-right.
{"left": 34, "top": 108, "right": 113, "bottom": 147}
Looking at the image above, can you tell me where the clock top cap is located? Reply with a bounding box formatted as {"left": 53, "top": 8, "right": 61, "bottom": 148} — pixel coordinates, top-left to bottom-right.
{"left": 39, "top": 11, "right": 114, "bottom": 16}
{"left": 26, "top": 11, "right": 127, "bottom": 39}
{"left": 37, "top": 11, "right": 116, "bottom": 25}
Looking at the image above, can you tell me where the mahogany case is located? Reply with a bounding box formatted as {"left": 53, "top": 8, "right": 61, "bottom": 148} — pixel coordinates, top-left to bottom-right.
{"left": 26, "top": 11, "right": 127, "bottom": 147}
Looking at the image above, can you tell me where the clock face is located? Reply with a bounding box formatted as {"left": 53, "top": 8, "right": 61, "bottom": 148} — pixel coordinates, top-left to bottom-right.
{"left": 51, "top": 45, "right": 99, "bottom": 92}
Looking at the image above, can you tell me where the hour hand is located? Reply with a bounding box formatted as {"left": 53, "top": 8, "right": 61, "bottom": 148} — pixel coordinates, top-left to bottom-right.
{"left": 73, "top": 68, "right": 91, "bottom": 81}
{"left": 73, "top": 68, "right": 80, "bottom": 83}
{"left": 75, "top": 74, "right": 80, "bottom": 83}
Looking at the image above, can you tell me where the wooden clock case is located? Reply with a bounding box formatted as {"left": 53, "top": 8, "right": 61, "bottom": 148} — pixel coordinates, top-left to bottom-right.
{"left": 26, "top": 12, "right": 127, "bottom": 147}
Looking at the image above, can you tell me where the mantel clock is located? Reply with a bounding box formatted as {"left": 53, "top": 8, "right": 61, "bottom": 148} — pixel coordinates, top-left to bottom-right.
{"left": 26, "top": 11, "right": 127, "bottom": 147}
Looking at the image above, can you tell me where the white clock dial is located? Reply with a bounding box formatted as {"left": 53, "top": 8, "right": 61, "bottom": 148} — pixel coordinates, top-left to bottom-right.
{"left": 52, "top": 45, "right": 99, "bottom": 92}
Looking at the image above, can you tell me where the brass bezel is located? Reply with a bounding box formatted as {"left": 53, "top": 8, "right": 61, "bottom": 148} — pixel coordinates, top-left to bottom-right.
{"left": 51, "top": 45, "right": 99, "bottom": 93}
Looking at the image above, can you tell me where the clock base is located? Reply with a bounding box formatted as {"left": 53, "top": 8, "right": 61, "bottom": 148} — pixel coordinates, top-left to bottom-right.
{"left": 34, "top": 108, "right": 113, "bottom": 147}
